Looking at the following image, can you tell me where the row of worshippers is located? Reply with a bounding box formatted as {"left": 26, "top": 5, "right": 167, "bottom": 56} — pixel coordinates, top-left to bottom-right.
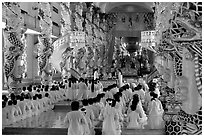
{"left": 2, "top": 77, "right": 104, "bottom": 127}
{"left": 2, "top": 80, "right": 72, "bottom": 127}
{"left": 63, "top": 78, "right": 104, "bottom": 101}
{"left": 62, "top": 79, "right": 164, "bottom": 135}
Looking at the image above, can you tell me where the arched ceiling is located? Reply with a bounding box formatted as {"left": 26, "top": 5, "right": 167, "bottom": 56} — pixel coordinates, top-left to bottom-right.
{"left": 95, "top": 2, "right": 154, "bottom": 13}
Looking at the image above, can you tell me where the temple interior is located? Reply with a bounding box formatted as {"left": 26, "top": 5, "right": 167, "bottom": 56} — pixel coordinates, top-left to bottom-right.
{"left": 1, "top": 2, "right": 202, "bottom": 135}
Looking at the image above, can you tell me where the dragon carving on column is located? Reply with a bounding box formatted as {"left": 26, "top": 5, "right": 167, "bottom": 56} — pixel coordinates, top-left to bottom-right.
{"left": 155, "top": 2, "right": 202, "bottom": 135}
{"left": 2, "top": 2, "right": 27, "bottom": 89}
{"left": 37, "top": 2, "right": 53, "bottom": 85}
{"left": 74, "top": 47, "right": 86, "bottom": 73}
{"left": 85, "top": 46, "right": 94, "bottom": 76}
{"left": 60, "top": 2, "right": 73, "bottom": 78}
{"left": 60, "top": 47, "right": 73, "bottom": 77}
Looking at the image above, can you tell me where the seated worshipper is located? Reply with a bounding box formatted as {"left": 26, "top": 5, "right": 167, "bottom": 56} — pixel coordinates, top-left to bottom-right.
{"left": 31, "top": 95, "right": 41, "bottom": 116}
{"left": 96, "top": 93, "right": 105, "bottom": 108}
{"left": 113, "top": 93, "right": 124, "bottom": 134}
{"left": 104, "top": 87, "right": 114, "bottom": 99}
{"left": 145, "top": 81, "right": 157, "bottom": 113}
{"left": 127, "top": 94, "right": 147, "bottom": 129}
{"left": 56, "top": 85, "right": 64, "bottom": 100}
{"left": 91, "top": 97, "right": 105, "bottom": 123}
{"left": 87, "top": 98, "right": 99, "bottom": 120}
{"left": 97, "top": 79, "right": 104, "bottom": 93}
{"left": 2, "top": 101, "right": 9, "bottom": 127}
{"left": 10, "top": 93, "right": 16, "bottom": 101}
{"left": 71, "top": 80, "right": 78, "bottom": 101}
{"left": 123, "top": 84, "right": 132, "bottom": 103}
{"left": 82, "top": 99, "right": 95, "bottom": 124}
{"left": 109, "top": 84, "right": 118, "bottom": 95}
{"left": 2, "top": 100, "right": 12, "bottom": 126}
{"left": 32, "top": 94, "right": 44, "bottom": 115}
{"left": 63, "top": 101, "right": 88, "bottom": 135}
{"left": 12, "top": 99, "right": 24, "bottom": 122}
{"left": 49, "top": 90, "right": 58, "bottom": 104}
{"left": 50, "top": 86, "right": 61, "bottom": 103}
{"left": 113, "top": 93, "right": 124, "bottom": 121}
{"left": 39, "top": 93, "right": 50, "bottom": 112}
{"left": 5, "top": 100, "right": 22, "bottom": 124}
{"left": 23, "top": 93, "right": 34, "bottom": 118}
{"left": 76, "top": 78, "right": 88, "bottom": 101}
{"left": 133, "top": 84, "right": 146, "bottom": 105}
{"left": 117, "top": 90, "right": 126, "bottom": 109}
{"left": 44, "top": 93, "right": 54, "bottom": 110}
{"left": 27, "top": 86, "right": 35, "bottom": 99}
{"left": 36, "top": 94, "right": 45, "bottom": 113}
{"left": 99, "top": 98, "right": 120, "bottom": 135}
{"left": 80, "top": 107, "right": 93, "bottom": 135}
{"left": 99, "top": 93, "right": 106, "bottom": 107}
{"left": 147, "top": 92, "right": 164, "bottom": 129}
{"left": 2, "top": 94, "right": 7, "bottom": 102}
{"left": 22, "top": 87, "right": 27, "bottom": 94}
{"left": 67, "top": 80, "right": 73, "bottom": 101}
{"left": 24, "top": 95, "right": 36, "bottom": 117}
{"left": 53, "top": 85, "right": 61, "bottom": 102}
{"left": 32, "top": 86, "right": 37, "bottom": 95}
{"left": 64, "top": 80, "right": 69, "bottom": 100}
{"left": 17, "top": 94, "right": 31, "bottom": 120}
{"left": 59, "top": 83, "right": 67, "bottom": 100}
{"left": 125, "top": 94, "right": 144, "bottom": 129}
{"left": 61, "top": 84, "right": 69, "bottom": 100}
{"left": 88, "top": 80, "right": 98, "bottom": 98}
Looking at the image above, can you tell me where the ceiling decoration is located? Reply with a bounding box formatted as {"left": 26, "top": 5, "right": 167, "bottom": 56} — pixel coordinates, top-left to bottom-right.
{"left": 95, "top": 2, "right": 154, "bottom": 13}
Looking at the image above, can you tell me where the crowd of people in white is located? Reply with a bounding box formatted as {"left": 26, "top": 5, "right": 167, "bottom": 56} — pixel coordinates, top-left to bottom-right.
{"left": 2, "top": 77, "right": 164, "bottom": 135}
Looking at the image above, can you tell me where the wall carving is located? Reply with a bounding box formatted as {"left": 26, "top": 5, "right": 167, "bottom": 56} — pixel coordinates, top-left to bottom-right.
{"left": 37, "top": 2, "right": 53, "bottom": 85}
{"left": 2, "top": 2, "right": 27, "bottom": 89}
{"left": 154, "top": 2, "right": 202, "bottom": 135}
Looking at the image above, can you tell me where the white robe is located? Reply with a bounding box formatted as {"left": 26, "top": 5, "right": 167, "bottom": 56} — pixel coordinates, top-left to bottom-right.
{"left": 99, "top": 105, "right": 119, "bottom": 135}
{"left": 64, "top": 111, "right": 87, "bottom": 135}
{"left": 126, "top": 111, "right": 142, "bottom": 129}
{"left": 148, "top": 99, "right": 164, "bottom": 129}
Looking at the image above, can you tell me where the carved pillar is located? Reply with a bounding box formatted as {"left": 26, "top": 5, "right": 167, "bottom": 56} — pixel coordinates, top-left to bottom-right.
{"left": 181, "top": 48, "right": 201, "bottom": 114}
{"left": 60, "top": 2, "right": 72, "bottom": 78}
{"left": 2, "top": 2, "right": 27, "bottom": 90}
{"left": 155, "top": 2, "right": 202, "bottom": 135}
{"left": 37, "top": 2, "right": 53, "bottom": 85}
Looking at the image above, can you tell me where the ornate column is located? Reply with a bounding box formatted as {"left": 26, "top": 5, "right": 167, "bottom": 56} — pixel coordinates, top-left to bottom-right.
{"left": 154, "top": 2, "right": 202, "bottom": 135}
{"left": 84, "top": 4, "right": 94, "bottom": 78}
{"left": 37, "top": 2, "right": 53, "bottom": 85}
{"left": 70, "top": 2, "right": 86, "bottom": 75}
{"left": 2, "top": 2, "right": 27, "bottom": 90}
{"left": 60, "top": 2, "right": 72, "bottom": 78}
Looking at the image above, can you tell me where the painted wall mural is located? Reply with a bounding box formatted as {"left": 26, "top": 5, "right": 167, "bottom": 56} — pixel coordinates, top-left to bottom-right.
{"left": 154, "top": 2, "right": 202, "bottom": 135}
